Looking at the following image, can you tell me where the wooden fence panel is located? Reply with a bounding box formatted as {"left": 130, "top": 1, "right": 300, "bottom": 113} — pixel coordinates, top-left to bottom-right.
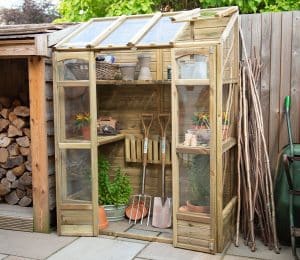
{"left": 240, "top": 11, "right": 300, "bottom": 175}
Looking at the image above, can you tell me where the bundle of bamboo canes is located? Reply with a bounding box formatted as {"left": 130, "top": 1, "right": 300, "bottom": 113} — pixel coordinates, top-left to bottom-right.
{"left": 235, "top": 28, "right": 280, "bottom": 253}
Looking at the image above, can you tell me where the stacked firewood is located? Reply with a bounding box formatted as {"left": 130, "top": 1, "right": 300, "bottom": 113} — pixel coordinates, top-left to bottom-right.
{"left": 0, "top": 97, "right": 32, "bottom": 207}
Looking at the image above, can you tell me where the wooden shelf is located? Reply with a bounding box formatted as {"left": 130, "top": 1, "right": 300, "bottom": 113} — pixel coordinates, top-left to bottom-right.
{"left": 175, "top": 79, "right": 209, "bottom": 86}
{"left": 176, "top": 137, "right": 236, "bottom": 154}
{"left": 97, "top": 134, "right": 125, "bottom": 146}
{"left": 96, "top": 80, "right": 171, "bottom": 86}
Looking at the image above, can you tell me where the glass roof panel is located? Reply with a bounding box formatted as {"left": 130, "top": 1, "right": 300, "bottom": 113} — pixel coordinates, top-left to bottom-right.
{"left": 100, "top": 17, "right": 151, "bottom": 46}
{"left": 138, "top": 16, "right": 185, "bottom": 45}
{"left": 67, "top": 20, "right": 115, "bottom": 44}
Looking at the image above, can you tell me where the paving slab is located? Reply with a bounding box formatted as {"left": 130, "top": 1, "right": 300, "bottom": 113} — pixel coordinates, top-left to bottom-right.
{"left": 4, "top": 256, "right": 36, "bottom": 260}
{"left": 0, "top": 230, "right": 77, "bottom": 260}
{"left": 226, "top": 240, "right": 295, "bottom": 260}
{"left": 47, "top": 237, "right": 146, "bottom": 260}
{"left": 0, "top": 254, "right": 7, "bottom": 260}
{"left": 137, "top": 242, "right": 222, "bottom": 260}
{"left": 223, "top": 255, "right": 259, "bottom": 260}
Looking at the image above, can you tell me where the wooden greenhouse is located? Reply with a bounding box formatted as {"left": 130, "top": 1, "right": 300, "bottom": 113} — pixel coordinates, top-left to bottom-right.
{"left": 53, "top": 6, "right": 239, "bottom": 253}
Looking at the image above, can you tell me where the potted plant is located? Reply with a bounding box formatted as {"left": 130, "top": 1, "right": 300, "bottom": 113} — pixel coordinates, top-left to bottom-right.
{"left": 191, "top": 112, "right": 230, "bottom": 143}
{"left": 186, "top": 154, "right": 210, "bottom": 214}
{"left": 74, "top": 112, "right": 90, "bottom": 139}
{"left": 98, "top": 157, "right": 132, "bottom": 221}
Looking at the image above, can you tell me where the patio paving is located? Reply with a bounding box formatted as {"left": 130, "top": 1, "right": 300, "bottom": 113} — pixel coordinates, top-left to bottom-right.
{"left": 47, "top": 237, "right": 146, "bottom": 260}
{"left": 0, "top": 229, "right": 297, "bottom": 260}
{"left": 0, "top": 229, "right": 77, "bottom": 260}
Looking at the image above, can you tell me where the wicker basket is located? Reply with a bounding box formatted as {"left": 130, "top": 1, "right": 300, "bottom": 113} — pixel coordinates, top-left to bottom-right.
{"left": 96, "top": 61, "right": 119, "bottom": 80}
{"left": 66, "top": 63, "right": 89, "bottom": 80}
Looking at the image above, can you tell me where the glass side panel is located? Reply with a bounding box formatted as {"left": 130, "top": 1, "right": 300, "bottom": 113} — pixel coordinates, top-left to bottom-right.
{"left": 222, "top": 83, "right": 236, "bottom": 141}
{"left": 138, "top": 17, "right": 185, "bottom": 45}
{"left": 61, "top": 149, "right": 92, "bottom": 202}
{"left": 177, "top": 54, "right": 209, "bottom": 79}
{"left": 67, "top": 20, "right": 115, "bottom": 45}
{"left": 177, "top": 85, "right": 210, "bottom": 147}
{"left": 178, "top": 153, "right": 210, "bottom": 214}
{"left": 58, "top": 59, "right": 89, "bottom": 81}
{"left": 222, "top": 148, "right": 236, "bottom": 209}
{"left": 100, "top": 17, "right": 150, "bottom": 46}
{"left": 60, "top": 86, "right": 90, "bottom": 141}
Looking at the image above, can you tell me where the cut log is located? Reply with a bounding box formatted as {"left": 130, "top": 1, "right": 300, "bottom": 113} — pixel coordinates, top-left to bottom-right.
{"left": 17, "top": 181, "right": 25, "bottom": 191}
{"left": 0, "top": 147, "right": 8, "bottom": 163}
{"left": 1, "top": 155, "right": 24, "bottom": 168}
{"left": 12, "top": 118, "right": 26, "bottom": 129}
{"left": 6, "top": 170, "right": 16, "bottom": 182}
{"left": 0, "top": 136, "right": 11, "bottom": 148}
{"left": 7, "top": 143, "right": 20, "bottom": 156}
{"left": 19, "top": 172, "right": 32, "bottom": 186}
{"left": 5, "top": 191, "right": 19, "bottom": 205}
{"left": 1, "top": 178, "right": 11, "bottom": 189}
{"left": 0, "top": 108, "right": 9, "bottom": 119}
{"left": 16, "top": 136, "right": 30, "bottom": 147}
{"left": 12, "top": 164, "right": 25, "bottom": 177}
{"left": 24, "top": 161, "right": 32, "bottom": 171}
{"left": 18, "top": 196, "right": 32, "bottom": 207}
{"left": 11, "top": 179, "right": 18, "bottom": 189}
{"left": 0, "top": 183, "right": 10, "bottom": 196}
{"left": 0, "top": 97, "right": 11, "bottom": 108}
{"left": 8, "top": 124, "right": 23, "bottom": 137}
{"left": 13, "top": 106, "right": 30, "bottom": 117}
{"left": 26, "top": 188, "right": 32, "bottom": 199}
{"left": 12, "top": 99, "right": 22, "bottom": 108}
{"left": 8, "top": 112, "right": 17, "bottom": 122}
{"left": 0, "top": 119, "right": 9, "bottom": 131}
{"left": 16, "top": 188, "right": 25, "bottom": 199}
{"left": 23, "top": 128, "right": 30, "bottom": 138}
{"left": 27, "top": 153, "right": 32, "bottom": 163}
{"left": 0, "top": 168, "right": 6, "bottom": 178}
{"left": 19, "top": 147, "right": 30, "bottom": 156}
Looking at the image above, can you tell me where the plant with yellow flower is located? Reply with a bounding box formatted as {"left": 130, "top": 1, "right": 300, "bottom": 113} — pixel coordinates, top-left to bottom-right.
{"left": 74, "top": 112, "right": 90, "bottom": 129}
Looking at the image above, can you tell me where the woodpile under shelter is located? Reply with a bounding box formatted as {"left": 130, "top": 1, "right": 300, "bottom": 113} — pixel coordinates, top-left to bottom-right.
{"left": 0, "top": 23, "right": 77, "bottom": 233}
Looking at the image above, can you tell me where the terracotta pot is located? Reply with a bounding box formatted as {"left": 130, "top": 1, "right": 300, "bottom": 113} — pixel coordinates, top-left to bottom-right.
{"left": 125, "top": 201, "right": 148, "bottom": 221}
{"left": 98, "top": 206, "right": 108, "bottom": 230}
{"left": 81, "top": 126, "right": 90, "bottom": 140}
{"left": 186, "top": 200, "right": 210, "bottom": 214}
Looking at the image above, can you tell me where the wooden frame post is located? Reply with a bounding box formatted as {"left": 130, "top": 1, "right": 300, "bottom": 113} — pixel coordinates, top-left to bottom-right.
{"left": 28, "top": 56, "right": 50, "bottom": 233}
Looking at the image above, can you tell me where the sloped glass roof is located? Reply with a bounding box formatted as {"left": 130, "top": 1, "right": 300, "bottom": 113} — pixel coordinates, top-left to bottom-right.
{"left": 67, "top": 19, "right": 115, "bottom": 46}
{"left": 137, "top": 16, "right": 185, "bottom": 45}
{"left": 56, "top": 13, "right": 186, "bottom": 49}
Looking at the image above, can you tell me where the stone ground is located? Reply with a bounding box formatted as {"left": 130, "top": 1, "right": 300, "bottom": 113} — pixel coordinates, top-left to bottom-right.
{"left": 0, "top": 229, "right": 297, "bottom": 260}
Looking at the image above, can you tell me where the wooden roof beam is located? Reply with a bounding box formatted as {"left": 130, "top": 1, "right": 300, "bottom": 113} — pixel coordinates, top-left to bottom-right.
{"left": 221, "top": 12, "right": 238, "bottom": 42}
{"left": 215, "top": 6, "right": 238, "bottom": 17}
{"left": 170, "top": 8, "right": 200, "bottom": 22}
